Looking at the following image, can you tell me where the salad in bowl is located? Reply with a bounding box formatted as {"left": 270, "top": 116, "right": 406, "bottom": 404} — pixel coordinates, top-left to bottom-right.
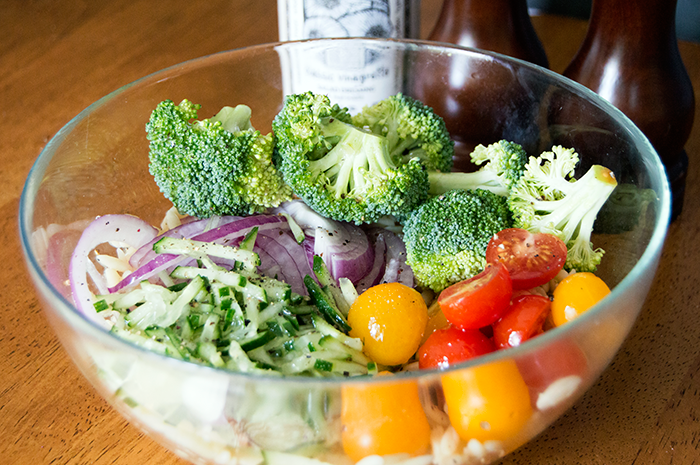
{"left": 20, "top": 39, "right": 670, "bottom": 465}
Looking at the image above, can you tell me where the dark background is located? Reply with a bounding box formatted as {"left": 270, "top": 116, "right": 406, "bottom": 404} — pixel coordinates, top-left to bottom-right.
{"left": 528, "top": 0, "right": 700, "bottom": 43}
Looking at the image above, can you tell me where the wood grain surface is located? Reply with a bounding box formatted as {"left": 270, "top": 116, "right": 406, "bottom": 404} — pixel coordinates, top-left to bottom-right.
{"left": 2, "top": 1, "right": 699, "bottom": 464}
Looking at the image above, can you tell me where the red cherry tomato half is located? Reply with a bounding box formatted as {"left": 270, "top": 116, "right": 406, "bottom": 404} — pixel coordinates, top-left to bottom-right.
{"left": 438, "top": 262, "right": 513, "bottom": 329}
{"left": 418, "top": 326, "right": 495, "bottom": 370}
{"left": 516, "top": 339, "right": 589, "bottom": 409}
{"left": 486, "top": 228, "right": 567, "bottom": 290}
{"left": 493, "top": 294, "right": 551, "bottom": 349}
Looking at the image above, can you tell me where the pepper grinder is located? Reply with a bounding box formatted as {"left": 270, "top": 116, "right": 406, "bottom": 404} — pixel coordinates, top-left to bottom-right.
{"left": 563, "top": 0, "right": 695, "bottom": 220}
{"left": 428, "top": 0, "right": 549, "bottom": 68}
{"left": 410, "top": 0, "right": 548, "bottom": 169}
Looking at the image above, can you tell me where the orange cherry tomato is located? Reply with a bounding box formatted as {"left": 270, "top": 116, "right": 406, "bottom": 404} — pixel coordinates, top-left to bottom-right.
{"left": 492, "top": 294, "right": 551, "bottom": 349}
{"left": 438, "top": 262, "right": 513, "bottom": 330}
{"left": 486, "top": 228, "right": 567, "bottom": 290}
{"left": 341, "top": 373, "right": 431, "bottom": 462}
{"left": 418, "top": 326, "right": 495, "bottom": 370}
{"left": 442, "top": 359, "right": 533, "bottom": 444}
{"left": 551, "top": 272, "right": 610, "bottom": 326}
{"left": 348, "top": 282, "right": 428, "bottom": 366}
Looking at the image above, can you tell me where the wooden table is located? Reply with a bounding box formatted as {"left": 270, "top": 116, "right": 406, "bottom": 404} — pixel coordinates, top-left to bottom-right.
{"left": 2, "top": 1, "right": 699, "bottom": 463}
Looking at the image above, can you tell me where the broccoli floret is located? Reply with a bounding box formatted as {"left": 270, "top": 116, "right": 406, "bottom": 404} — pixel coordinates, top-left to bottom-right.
{"left": 272, "top": 91, "right": 430, "bottom": 225}
{"left": 428, "top": 140, "right": 529, "bottom": 196}
{"left": 507, "top": 146, "right": 618, "bottom": 272}
{"left": 403, "top": 189, "right": 514, "bottom": 292}
{"left": 146, "top": 99, "right": 292, "bottom": 218}
{"left": 353, "top": 93, "right": 455, "bottom": 173}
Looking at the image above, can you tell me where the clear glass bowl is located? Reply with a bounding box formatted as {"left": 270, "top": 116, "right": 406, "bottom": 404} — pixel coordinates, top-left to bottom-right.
{"left": 19, "top": 39, "right": 670, "bottom": 465}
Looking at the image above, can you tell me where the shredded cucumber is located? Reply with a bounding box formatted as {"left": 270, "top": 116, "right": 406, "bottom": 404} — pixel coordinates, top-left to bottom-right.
{"left": 154, "top": 236, "right": 261, "bottom": 269}
{"left": 96, "top": 234, "right": 372, "bottom": 378}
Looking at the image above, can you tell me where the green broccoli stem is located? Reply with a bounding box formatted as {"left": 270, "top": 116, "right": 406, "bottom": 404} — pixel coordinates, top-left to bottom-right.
{"left": 531, "top": 165, "right": 617, "bottom": 252}
{"left": 210, "top": 104, "right": 253, "bottom": 133}
{"left": 389, "top": 135, "right": 418, "bottom": 160}
{"left": 273, "top": 91, "right": 432, "bottom": 224}
{"left": 310, "top": 120, "right": 393, "bottom": 199}
{"left": 428, "top": 171, "right": 510, "bottom": 196}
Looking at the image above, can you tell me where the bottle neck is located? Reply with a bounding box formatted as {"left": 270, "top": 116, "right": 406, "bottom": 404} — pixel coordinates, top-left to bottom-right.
{"left": 585, "top": 0, "right": 679, "bottom": 45}
{"left": 564, "top": 0, "right": 693, "bottom": 220}
{"left": 428, "top": 0, "right": 548, "bottom": 67}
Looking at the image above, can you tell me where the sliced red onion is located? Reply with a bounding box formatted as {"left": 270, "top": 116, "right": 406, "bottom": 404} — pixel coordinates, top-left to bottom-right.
{"left": 355, "top": 233, "right": 386, "bottom": 294}
{"left": 190, "top": 214, "right": 285, "bottom": 244}
{"left": 303, "top": 235, "right": 316, "bottom": 272}
{"left": 110, "top": 215, "right": 287, "bottom": 293}
{"left": 274, "top": 200, "right": 374, "bottom": 284}
{"left": 255, "top": 230, "right": 308, "bottom": 295}
{"left": 380, "top": 229, "right": 413, "bottom": 288}
{"left": 269, "top": 229, "right": 314, "bottom": 279}
{"left": 45, "top": 226, "right": 87, "bottom": 299}
{"left": 72, "top": 205, "right": 411, "bottom": 324}
{"left": 255, "top": 246, "right": 282, "bottom": 282}
{"left": 69, "top": 214, "right": 159, "bottom": 318}
{"left": 315, "top": 222, "right": 374, "bottom": 284}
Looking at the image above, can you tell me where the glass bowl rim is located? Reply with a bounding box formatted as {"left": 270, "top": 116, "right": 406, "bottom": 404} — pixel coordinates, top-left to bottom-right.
{"left": 18, "top": 37, "right": 672, "bottom": 385}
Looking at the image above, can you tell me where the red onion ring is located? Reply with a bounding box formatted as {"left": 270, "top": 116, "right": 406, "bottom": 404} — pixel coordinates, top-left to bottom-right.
{"left": 355, "top": 233, "right": 386, "bottom": 294}
{"left": 255, "top": 229, "right": 310, "bottom": 295}
{"left": 69, "top": 214, "right": 159, "bottom": 318}
{"left": 274, "top": 201, "right": 374, "bottom": 284}
{"left": 379, "top": 229, "right": 413, "bottom": 288}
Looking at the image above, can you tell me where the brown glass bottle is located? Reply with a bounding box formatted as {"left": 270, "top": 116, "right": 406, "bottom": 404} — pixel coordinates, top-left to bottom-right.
{"left": 428, "top": 0, "right": 549, "bottom": 68}
{"left": 563, "top": 0, "right": 695, "bottom": 220}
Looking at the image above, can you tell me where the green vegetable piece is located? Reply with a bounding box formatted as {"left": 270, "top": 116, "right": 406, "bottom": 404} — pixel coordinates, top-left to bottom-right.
{"left": 154, "top": 236, "right": 261, "bottom": 269}
{"left": 93, "top": 299, "right": 110, "bottom": 313}
{"left": 239, "top": 331, "right": 276, "bottom": 352}
{"left": 197, "top": 341, "right": 225, "bottom": 367}
{"left": 279, "top": 212, "right": 306, "bottom": 244}
{"left": 237, "top": 226, "right": 259, "bottom": 252}
{"left": 167, "top": 282, "right": 189, "bottom": 292}
{"left": 187, "top": 314, "right": 202, "bottom": 329}
{"left": 311, "top": 255, "right": 350, "bottom": 317}
{"left": 403, "top": 188, "right": 514, "bottom": 292}
{"left": 353, "top": 92, "right": 454, "bottom": 173}
{"left": 367, "top": 361, "right": 378, "bottom": 375}
{"left": 146, "top": 99, "right": 292, "bottom": 218}
{"left": 272, "top": 91, "right": 431, "bottom": 224}
{"left": 507, "top": 146, "right": 618, "bottom": 272}
{"left": 304, "top": 275, "right": 352, "bottom": 333}
{"left": 314, "top": 359, "right": 334, "bottom": 372}
{"left": 428, "top": 140, "right": 528, "bottom": 196}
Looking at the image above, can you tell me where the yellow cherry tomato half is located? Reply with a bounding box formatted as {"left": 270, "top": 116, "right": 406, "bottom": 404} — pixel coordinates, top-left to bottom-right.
{"left": 348, "top": 282, "right": 428, "bottom": 366}
{"left": 551, "top": 272, "right": 611, "bottom": 326}
{"left": 421, "top": 300, "right": 450, "bottom": 345}
{"left": 341, "top": 373, "right": 431, "bottom": 462}
{"left": 442, "top": 359, "right": 533, "bottom": 444}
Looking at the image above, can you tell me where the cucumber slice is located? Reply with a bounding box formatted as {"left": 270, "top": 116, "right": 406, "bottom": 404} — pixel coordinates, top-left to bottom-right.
{"left": 239, "top": 331, "right": 276, "bottom": 352}
{"left": 311, "top": 255, "right": 350, "bottom": 316}
{"left": 304, "top": 275, "right": 351, "bottom": 333}
{"left": 154, "top": 236, "right": 261, "bottom": 268}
